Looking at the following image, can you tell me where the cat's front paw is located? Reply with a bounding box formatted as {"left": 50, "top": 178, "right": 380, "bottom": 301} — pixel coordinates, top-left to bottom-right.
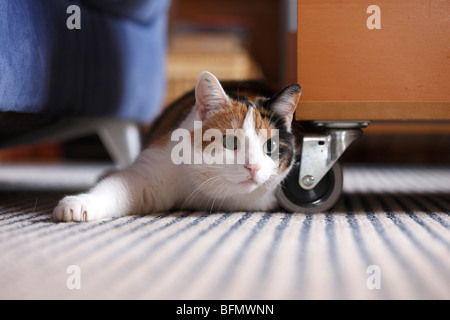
{"left": 53, "top": 195, "right": 99, "bottom": 222}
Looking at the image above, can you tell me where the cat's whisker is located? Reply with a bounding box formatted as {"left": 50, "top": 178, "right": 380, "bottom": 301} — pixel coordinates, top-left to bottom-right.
{"left": 182, "top": 175, "right": 220, "bottom": 204}
{"left": 207, "top": 180, "right": 229, "bottom": 213}
{"left": 181, "top": 175, "right": 223, "bottom": 211}
{"left": 216, "top": 181, "right": 233, "bottom": 212}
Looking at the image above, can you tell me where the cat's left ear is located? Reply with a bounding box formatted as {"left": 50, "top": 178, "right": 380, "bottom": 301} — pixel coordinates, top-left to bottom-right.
{"left": 269, "top": 84, "right": 301, "bottom": 131}
{"left": 195, "top": 71, "right": 230, "bottom": 121}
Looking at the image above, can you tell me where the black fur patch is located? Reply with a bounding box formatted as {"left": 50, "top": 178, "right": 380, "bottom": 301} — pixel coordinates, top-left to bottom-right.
{"left": 227, "top": 93, "right": 253, "bottom": 108}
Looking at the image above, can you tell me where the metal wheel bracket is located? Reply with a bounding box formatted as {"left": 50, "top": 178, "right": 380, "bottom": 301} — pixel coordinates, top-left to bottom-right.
{"left": 298, "top": 122, "right": 368, "bottom": 190}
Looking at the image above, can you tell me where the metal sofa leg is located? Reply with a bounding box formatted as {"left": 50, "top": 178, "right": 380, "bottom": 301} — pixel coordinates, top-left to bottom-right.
{"left": 97, "top": 120, "right": 142, "bottom": 167}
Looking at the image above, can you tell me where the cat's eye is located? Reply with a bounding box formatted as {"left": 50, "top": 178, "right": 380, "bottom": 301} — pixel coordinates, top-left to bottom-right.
{"left": 263, "top": 139, "right": 278, "bottom": 156}
{"left": 223, "top": 135, "right": 238, "bottom": 150}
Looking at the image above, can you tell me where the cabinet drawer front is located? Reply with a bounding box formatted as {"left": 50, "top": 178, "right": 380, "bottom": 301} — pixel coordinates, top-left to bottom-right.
{"left": 296, "top": 0, "right": 450, "bottom": 120}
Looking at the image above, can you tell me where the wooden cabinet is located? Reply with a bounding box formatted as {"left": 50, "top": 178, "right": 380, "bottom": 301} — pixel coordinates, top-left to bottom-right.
{"left": 295, "top": 0, "right": 450, "bottom": 120}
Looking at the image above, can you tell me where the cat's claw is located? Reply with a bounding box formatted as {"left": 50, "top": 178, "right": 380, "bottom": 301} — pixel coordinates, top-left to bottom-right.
{"left": 53, "top": 195, "right": 98, "bottom": 222}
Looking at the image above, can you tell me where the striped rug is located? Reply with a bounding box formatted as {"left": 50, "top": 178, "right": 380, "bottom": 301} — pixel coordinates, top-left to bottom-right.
{"left": 0, "top": 165, "right": 449, "bottom": 299}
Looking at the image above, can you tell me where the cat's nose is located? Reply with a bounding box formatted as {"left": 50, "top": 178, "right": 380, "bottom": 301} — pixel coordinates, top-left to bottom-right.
{"left": 245, "top": 164, "right": 261, "bottom": 177}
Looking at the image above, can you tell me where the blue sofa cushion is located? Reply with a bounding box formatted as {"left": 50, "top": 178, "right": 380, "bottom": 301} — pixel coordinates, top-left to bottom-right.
{"left": 0, "top": 0, "right": 170, "bottom": 123}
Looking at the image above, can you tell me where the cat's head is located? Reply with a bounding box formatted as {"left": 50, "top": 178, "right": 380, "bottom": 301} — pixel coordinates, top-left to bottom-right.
{"left": 191, "top": 71, "right": 301, "bottom": 197}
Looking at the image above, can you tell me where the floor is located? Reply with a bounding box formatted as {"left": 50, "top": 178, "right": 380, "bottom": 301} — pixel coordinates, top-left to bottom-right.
{"left": 0, "top": 164, "right": 449, "bottom": 299}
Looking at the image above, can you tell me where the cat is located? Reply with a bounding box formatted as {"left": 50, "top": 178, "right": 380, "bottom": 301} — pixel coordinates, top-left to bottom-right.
{"left": 53, "top": 71, "right": 301, "bottom": 222}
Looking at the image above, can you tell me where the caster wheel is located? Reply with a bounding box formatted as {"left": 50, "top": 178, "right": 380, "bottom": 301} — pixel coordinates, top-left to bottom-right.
{"left": 276, "top": 160, "right": 343, "bottom": 213}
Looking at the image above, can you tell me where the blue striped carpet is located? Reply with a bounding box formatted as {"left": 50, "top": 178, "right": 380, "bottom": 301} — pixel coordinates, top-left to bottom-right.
{"left": 0, "top": 165, "right": 449, "bottom": 299}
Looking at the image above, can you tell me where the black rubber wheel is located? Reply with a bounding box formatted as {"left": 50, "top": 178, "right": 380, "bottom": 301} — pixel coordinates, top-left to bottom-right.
{"left": 276, "top": 160, "right": 343, "bottom": 213}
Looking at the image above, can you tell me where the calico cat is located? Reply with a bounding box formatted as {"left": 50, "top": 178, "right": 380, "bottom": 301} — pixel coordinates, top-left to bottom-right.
{"left": 53, "top": 71, "right": 301, "bottom": 222}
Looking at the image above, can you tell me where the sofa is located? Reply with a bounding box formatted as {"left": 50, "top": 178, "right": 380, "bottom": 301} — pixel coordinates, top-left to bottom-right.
{"left": 0, "top": 0, "right": 170, "bottom": 165}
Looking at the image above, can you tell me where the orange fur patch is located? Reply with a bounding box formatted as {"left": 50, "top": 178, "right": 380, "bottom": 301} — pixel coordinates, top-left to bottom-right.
{"left": 202, "top": 100, "right": 273, "bottom": 136}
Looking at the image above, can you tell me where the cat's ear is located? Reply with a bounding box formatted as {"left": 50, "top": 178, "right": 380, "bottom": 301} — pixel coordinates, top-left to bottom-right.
{"left": 195, "top": 71, "right": 230, "bottom": 121}
{"left": 269, "top": 84, "right": 301, "bottom": 130}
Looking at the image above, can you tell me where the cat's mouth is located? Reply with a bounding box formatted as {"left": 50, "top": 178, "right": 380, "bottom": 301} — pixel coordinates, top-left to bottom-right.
{"left": 239, "top": 178, "right": 255, "bottom": 184}
{"left": 222, "top": 175, "right": 264, "bottom": 190}
{"left": 237, "top": 177, "right": 259, "bottom": 186}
